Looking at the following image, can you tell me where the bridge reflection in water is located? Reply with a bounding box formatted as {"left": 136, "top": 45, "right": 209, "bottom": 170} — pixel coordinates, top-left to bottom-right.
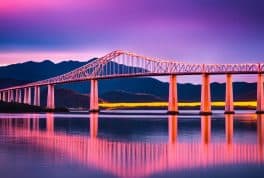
{"left": 0, "top": 114, "right": 264, "bottom": 178}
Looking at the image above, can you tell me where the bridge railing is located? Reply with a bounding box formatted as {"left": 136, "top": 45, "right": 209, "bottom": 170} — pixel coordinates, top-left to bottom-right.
{"left": 204, "top": 63, "right": 260, "bottom": 74}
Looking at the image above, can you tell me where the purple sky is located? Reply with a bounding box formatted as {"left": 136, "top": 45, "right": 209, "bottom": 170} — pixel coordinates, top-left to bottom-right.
{"left": 0, "top": 0, "right": 264, "bottom": 66}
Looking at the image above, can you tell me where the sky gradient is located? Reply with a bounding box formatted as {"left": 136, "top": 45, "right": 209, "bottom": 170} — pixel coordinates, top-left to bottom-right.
{"left": 0, "top": 0, "right": 264, "bottom": 66}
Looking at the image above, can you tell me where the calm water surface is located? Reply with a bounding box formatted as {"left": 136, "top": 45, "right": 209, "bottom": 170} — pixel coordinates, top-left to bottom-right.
{"left": 0, "top": 111, "right": 264, "bottom": 178}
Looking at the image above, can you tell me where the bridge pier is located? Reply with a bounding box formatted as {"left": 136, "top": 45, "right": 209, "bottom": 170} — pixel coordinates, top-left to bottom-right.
{"left": 200, "top": 74, "right": 212, "bottom": 115}
{"left": 257, "top": 73, "right": 264, "bottom": 114}
{"left": 90, "top": 79, "right": 99, "bottom": 113}
{"left": 168, "top": 75, "right": 179, "bottom": 114}
{"left": 23, "top": 88, "right": 28, "bottom": 104}
{"left": 47, "top": 84, "right": 55, "bottom": 110}
{"left": 9, "top": 90, "right": 12, "bottom": 102}
{"left": 225, "top": 74, "right": 235, "bottom": 114}
{"left": 2, "top": 91, "right": 6, "bottom": 102}
{"left": 5, "top": 91, "right": 8, "bottom": 102}
{"left": 6, "top": 91, "right": 9, "bottom": 102}
{"left": 0, "top": 92, "right": 2, "bottom": 101}
{"left": 27, "top": 87, "right": 31, "bottom": 105}
{"left": 23, "top": 88, "right": 31, "bottom": 104}
{"left": 34, "top": 86, "right": 40, "bottom": 106}
{"left": 15, "top": 89, "right": 19, "bottom": 103}
{"left": 17, "top": 89, "right": 22, "bottom": 103}
{"left": 7, "top": 90, "right": 10, "bottom": 102}
{"left": 10, "top": 90, "right": 14, "bottom": 102}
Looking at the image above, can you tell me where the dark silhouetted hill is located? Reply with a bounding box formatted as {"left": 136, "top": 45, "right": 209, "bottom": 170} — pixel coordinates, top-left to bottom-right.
{"left": 0, "top": 60, "right": 91, "bottom": 82}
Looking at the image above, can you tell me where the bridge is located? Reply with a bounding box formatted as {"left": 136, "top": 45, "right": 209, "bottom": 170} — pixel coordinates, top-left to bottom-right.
{"left": 0, "top": 114, "right": 264, "bottom": 177}
{"left": 0, "top": 50, "right": 263, "bottom": 114}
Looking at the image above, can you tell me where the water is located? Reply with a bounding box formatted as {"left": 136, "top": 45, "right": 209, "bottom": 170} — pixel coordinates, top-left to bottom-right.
{"left": 0, "top": 111, "right": 264, "bottom": 178}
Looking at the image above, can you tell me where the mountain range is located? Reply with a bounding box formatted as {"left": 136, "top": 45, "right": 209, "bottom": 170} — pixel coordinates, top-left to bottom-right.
{"left": 0, "top": 60, "right": 257, "bottom": 108}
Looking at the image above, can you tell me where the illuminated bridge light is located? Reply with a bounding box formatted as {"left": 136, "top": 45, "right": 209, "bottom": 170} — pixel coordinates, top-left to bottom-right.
{"left": 99, "top": 101, "right": 257, "bottom": 108}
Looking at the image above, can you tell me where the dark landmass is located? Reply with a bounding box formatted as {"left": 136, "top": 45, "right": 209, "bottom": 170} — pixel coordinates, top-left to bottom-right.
{"left": 0, "top": 101, "right": 68, "bottom": 113}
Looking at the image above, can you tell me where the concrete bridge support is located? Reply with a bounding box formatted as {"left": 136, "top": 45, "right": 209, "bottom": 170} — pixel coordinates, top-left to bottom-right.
{"left": 200, "top": 74, "right": 212, "bottom": 115}
{"left": 225, "top": 74, "right": 235, "bottom": 114}
{"left": 19, "top": 89, "right": 22, "bottom": 103}
{"left": 2, "top": 92, "right": 6, "bottom": 102}
{"left": 47, "top": 84, "right": 55, "bottom": 110}
{"left": 3, "top": 92, "right": 6, "bottom": 102}
{"left": 23, "top": 88, "right": 28, "bottom": 104}
{"left": 6, "top": 91, "right": 9, "bottom": 102}
{"left": 168, "top": 75, "right": 179, "bottom": 114}
{"left": 0, "top": 92, "right": 2, "bottom": 101}
{"left": 90, "top": 79, "right": 99, "bottom": 113}
{"left": 10, "top": 90, "right": 14, "bottom": 102}
{"left": 5, "top": 91, "right": 8, "bottom": 102}
{"left": 7, "top": 90, "right": 11, "bottom": 102}
{"left": 34, "top": 86, "right": 40, "bottom": 106}
{"left": 15, "top": 89, "right": 19, "bottom": 103}
{"left": 23, "top": 88, "right": 31, "bottom": 104}
{"left": 257, "top": 73, "right": 264, "bottom": 114}
{"left": 27, "top": 87, "right": 31, "bottom": 105}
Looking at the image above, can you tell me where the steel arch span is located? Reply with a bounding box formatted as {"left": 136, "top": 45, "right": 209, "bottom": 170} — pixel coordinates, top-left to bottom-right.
{"left": 0, "top": 50, "right": 263, "bottom": 91}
